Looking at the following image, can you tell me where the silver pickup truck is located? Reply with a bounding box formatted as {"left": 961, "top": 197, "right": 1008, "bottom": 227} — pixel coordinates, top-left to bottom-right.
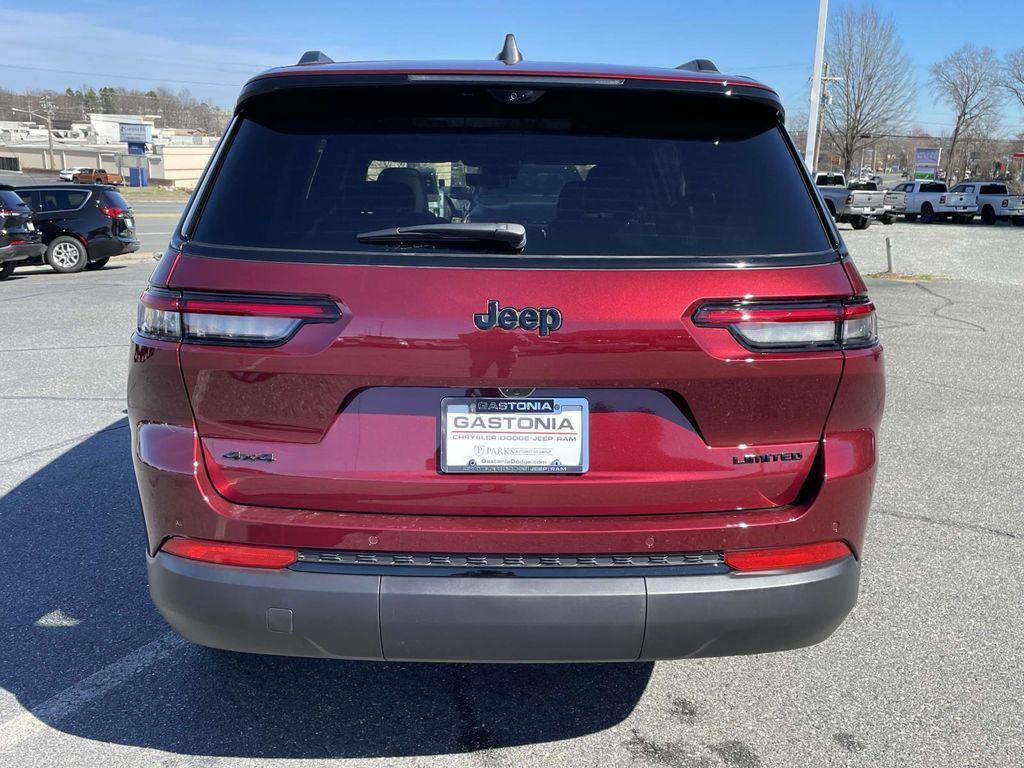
{"left": 814, "top": 173, "right": 885, "bottom": 230}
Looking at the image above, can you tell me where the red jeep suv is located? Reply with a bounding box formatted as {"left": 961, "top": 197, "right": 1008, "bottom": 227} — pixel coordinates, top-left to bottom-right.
{"left": 129, "top": 42, "right": 884, "bottom": 662}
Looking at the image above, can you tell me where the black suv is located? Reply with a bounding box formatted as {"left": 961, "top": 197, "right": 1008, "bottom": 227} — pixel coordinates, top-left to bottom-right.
{"left": 0, "top": 186, "right": 46, "bottom": 280}
{"left": 13, "top": 184, "right": 139, "bottom": 273}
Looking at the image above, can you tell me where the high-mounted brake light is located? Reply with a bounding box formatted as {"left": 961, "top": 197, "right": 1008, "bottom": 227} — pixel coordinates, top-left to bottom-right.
{"left": 162, "top": 537, "right": 297, "bottom": 569}
{"left": 138, "top": 287, "right": 340, "bottom": 346}
{"left": 724, "top": 541, "right": 852, "bottom": 571}
{"left": 693, "top": 299, "right": 877, "bottom": 351}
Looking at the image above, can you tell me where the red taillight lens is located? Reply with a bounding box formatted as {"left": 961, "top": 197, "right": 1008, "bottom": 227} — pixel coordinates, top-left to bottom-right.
{"left": 101, "top": 206, "right": 126, "bottom": 218}
{"left": 162, "top": 537, "right": 297, "bottom": 569}
{"left": 138, "top": 287, "right": 340, "bottom": 346}
{"left": 693, "top": 299, "right": 877, "bottom": 351}
{"left": 724, "top": 541, "right": 852, "bottom": 571}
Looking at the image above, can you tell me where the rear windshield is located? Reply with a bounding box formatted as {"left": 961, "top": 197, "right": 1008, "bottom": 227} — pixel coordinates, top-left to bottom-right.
{"left": 102, "top": 190, "right": 131, "bottom": 210}
{"left": 193, "top": 87, "right": 830, "bottom": 260}
{"left": 0, "top": 190, "right": 29, "bottom": 210}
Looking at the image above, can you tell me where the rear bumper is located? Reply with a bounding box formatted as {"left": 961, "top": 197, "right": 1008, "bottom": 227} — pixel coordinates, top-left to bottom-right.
{"left": 0, "top": 242, "right": 45, "bottom": 263}
{"left": 148, "top": 551, "right": 860, "bottom": 662}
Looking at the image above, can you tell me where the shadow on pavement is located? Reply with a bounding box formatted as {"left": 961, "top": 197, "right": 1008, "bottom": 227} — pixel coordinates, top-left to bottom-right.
{"left": 0, "top": 419, "right": 652, "bottom": 758}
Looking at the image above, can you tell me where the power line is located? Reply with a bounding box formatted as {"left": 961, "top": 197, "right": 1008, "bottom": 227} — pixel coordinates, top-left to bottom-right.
{"left": 0, "top": 63, "right": 242, "bottom": 89}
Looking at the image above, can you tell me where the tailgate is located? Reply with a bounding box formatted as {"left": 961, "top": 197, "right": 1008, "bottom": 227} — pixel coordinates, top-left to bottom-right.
{"left": 172, "top": 256, "right": 850, "bottom": 517}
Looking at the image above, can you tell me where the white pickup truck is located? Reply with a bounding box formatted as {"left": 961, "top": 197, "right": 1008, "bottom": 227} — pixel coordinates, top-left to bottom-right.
{"left": 814, "top": 172, "right": 885, "bottom": 229}
{"left": 950, "top": 181, "right": 1024, "bottom": 226}
{"left": 885, "top": 180, "right": 978, "bottom": 223}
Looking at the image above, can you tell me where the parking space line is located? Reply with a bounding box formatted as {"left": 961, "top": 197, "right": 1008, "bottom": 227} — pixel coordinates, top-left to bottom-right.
{"left": 0, "top": 632, "right": 187, "bottom": 752}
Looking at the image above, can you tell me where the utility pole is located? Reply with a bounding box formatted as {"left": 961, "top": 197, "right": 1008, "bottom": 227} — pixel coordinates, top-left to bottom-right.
{"left": 40, "top": 96, "right": 56, "bottom": 171}
{"left": 11, "top": 102, "right": 57, "bottom": 171}
{"left": 812, "top": 61, "right": 837, "bottom": 174}
{"left": 804, "top": 0, "right": 830, "bottom": 171}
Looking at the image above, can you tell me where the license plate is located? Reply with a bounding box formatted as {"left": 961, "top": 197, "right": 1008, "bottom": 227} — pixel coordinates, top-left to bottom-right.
{"left": 124, "top": 217, "right": 134, "bottom": 228}
{"left": 440, "top": 397, "right": 589, "bottom": 473}
{"left": 26, "top": 222, "right": 34, "bottom": 231}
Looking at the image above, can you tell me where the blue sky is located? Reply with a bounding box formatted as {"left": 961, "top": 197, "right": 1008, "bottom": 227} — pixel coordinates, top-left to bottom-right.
{"left": 3, "top": 1, "right": 1022, "bottom": 136}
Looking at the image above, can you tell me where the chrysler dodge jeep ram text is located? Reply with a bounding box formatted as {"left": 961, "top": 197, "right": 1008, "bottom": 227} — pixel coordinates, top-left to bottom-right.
{"left": 129, "top": 38, "right": 885, "bottom": 663}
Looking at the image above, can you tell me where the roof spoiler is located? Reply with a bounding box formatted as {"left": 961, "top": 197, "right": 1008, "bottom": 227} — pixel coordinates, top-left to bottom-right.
{"left": 297, "top": 50, "right": 334, "bottom": 66}
{"left": 676, "top": 59, "right": 719, "bottom": 73}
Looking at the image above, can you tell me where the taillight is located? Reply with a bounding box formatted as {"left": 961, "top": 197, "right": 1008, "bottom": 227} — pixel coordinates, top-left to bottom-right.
{"left": 693, "top": 299, "right": 877, "bottom": 351}
{"left": 845, "top": 194, "right": 853, "bottom": 204}
{"left": 100, "top": 205, "right": 125, "bottom": 218}
{"left": 939, "top": 195, "right": 946, "bottom": 204}
{"left": 725, "top": 541, "right": 852, "bottom": 571}
{"left": 161, "top": 537, "right": 297, "bottom": 569}
{"left": 138, "top": 287, "right": 340, "bottom": 346}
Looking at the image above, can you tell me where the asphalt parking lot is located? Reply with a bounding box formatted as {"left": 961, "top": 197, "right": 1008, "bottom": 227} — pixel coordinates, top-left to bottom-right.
{"left": 0, "top": 222, "right": 1021, "bottom": 767}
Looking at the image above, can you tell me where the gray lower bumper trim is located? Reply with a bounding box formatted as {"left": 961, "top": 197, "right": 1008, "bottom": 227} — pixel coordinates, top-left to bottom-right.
{"left": 148, "top": 553, "right": 859, "bottom": 663}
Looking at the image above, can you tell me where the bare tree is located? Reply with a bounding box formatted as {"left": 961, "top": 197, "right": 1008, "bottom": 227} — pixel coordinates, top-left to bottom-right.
{"left": 929, "top": 45, "right": 1001, "bottom": 182}
{"left": 823, "top": 4, "right": 915, "bottom": 176}
{"left": 1003, "top": 48, "right": 1024, "bottom": 112}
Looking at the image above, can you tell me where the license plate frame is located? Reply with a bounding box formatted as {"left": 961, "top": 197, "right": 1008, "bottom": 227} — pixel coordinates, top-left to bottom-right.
{"left": 439, "top": 397, "right": 589, "bottom": 474}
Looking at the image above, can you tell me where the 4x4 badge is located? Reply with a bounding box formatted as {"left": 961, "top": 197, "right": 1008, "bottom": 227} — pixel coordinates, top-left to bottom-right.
{"left": 222, "top": 451, "right": 276, "bottom": 463}
{"left": 474, "top": 299, "right": 562, "bottom": 336}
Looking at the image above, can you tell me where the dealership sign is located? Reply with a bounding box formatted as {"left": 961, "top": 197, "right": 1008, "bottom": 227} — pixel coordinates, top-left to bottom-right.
{"left": 118, "top": 123, "right": 153, "bottom": 143}
{"left": 914, "top": 146, "right": 941, "bottom": 179}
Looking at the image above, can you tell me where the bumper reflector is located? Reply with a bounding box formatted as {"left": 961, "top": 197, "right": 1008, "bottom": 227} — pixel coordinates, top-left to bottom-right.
{"left": 724, "top": 541, "right": 852, "bottom": 571}
{"left": 162, "top": 538, "right": 297, "bottom": 569}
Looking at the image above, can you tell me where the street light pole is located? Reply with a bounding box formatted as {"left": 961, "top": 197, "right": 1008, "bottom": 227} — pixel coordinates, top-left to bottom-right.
{"left": 804, "top": 0, "right": 830, "bottom": 172}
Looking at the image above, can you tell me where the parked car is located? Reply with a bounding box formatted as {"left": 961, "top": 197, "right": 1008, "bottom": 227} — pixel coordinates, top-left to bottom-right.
{"left": 0, "top": 185, "right": 46, "bottom": 280}
{"left": 886, "top": 180, "right": 977, "bottom": 223}
{"left": 69, "top": 168, "right": 124, "bottom": 185}
{"left": 59, "top": 166, "right": 88, "bottom": 182}
{"left": 950, "top": 181, "right": 1024, "bottom": 226}
{"left": 13, "top": 184, "right": 139, "bottom": 272}
{"left": 130, "top": 44, "right": 883, "bottom": 663}
{"left": 814, "top": 172, "right": 883, "bottom": 229}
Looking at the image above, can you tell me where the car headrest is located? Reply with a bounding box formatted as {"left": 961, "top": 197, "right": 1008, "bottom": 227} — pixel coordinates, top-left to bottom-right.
{"left": 375, "top": 168, "right": 427, "bottom": 212}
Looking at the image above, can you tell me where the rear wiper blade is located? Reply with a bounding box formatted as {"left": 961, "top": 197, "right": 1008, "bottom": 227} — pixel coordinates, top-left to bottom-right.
{"left": 356, "top": 223, "right": 526, "bottom": 253}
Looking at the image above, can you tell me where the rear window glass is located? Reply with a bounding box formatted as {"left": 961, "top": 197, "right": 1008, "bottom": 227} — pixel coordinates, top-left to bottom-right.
{"left": 920, "top": 183, "right": 947, "bottom": 193}
{"left": 193, "top": 88, "right": 830, "bottom": 259}
{"left": 102, "top": 190, "right": 130, "bottom": 210}
{"left": 0, "top": 190, "right": 28, "bottom": 209}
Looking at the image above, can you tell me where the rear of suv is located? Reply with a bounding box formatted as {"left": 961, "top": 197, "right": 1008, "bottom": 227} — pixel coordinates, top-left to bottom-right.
{"left": 14, "top": 185, "right": 138, "bottom": 273}
{"left": 0, "top": 186, "right": 45, "bottom": 280}
{"left": 129, "top": 43, "right": 885, "bottom": 663}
